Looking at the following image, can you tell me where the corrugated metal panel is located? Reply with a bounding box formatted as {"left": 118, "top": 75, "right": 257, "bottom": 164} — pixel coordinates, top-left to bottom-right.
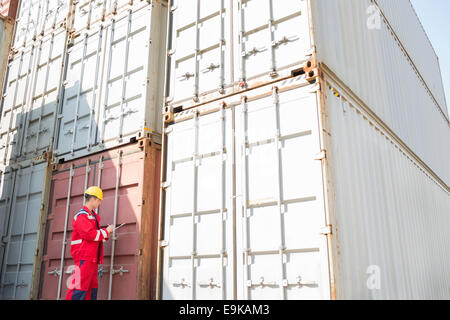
{"left": 166, "top": 0, "right": 313, "bottom": 109}
{"left": 311, "top": 0, "right": 450, "bottom": 186}
{"left": 0, "top": 0, "right": 19, "bottom": 19}
{"left": 0, "top": 16, "right": 14, "bottom": 98}
{"left": 160, "top": 76, "right": 331, "bottom": 300}
{"left": 54, "top": 2, "right": 167, "bottom": 162}
{"left": 0, "top": 28, "right": 67, "bottom": 166}
{"left": 39, "top": 138, "right": 161, "bottom": 300}
{"left": 323, "top": 78, "right": 450, "bottom": 299}
{"left": 374, "top": 0, "right": 448, "bottom": 118}
{"left": 12, "top": 0, "right": 69, "bottom": 49}
{"left": 0, "top": 161, "right": 52, "bottom": 300}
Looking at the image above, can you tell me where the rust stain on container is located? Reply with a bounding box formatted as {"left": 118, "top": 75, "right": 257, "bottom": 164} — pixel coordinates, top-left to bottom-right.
{"left": 0, "top": 0, "right": 18, "bottom": 19}
{"left": 38, "top": 138, "right": 161, "bottom": 300}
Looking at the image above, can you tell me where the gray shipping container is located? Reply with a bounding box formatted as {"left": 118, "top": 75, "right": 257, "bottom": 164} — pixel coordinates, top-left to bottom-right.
{"left": 158, "top": 72, "right": 450, "bottom": 300}
{"left": 0, "top": 160, "right": 52, "bottom": 300}
{"left": 0, "top": 27, "right": 67, "bottom": 166}
{"left": 165, "top": 0, "right": 450, "bottom": 188}
{"left": 53, "top": 1, "right": 167, "bottom": 162}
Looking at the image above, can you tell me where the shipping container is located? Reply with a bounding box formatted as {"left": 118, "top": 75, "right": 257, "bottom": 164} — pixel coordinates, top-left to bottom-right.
{"left": 158, "top": 72, "right": 450, "bottom": 300}
{"left": 0, "top": 0, "right": 19, "bottom": 19}
{"left": 39, "top": 137, "right": 161, "bottom": 300}
{"left": 311, "top": 0, "right": 450, "bottom": 186}
{"left": 70, "top": 0, "right": 153, "bottom": 32}
{"left": 374, "top": 0, "right": 448, "bottom": 117}
{"left": 0, "top": 15, "right": 14, "bottom": 96}
{"left": 0, "top": 158, "right": 53, "bottom": 300}
{"left": 11, "top": 0, "right": 69, "bottom": 49}
{"left": 165, "top": 0, "right": 450, "bottom": 189}
{"left": 0, "top": 27, "right": 68, "bottom": 166}
{"left": 165, "top": 0, "right": 313, "bottom": 108}
{"left": 53, "top": 1, "right": 167, "bottom": 163}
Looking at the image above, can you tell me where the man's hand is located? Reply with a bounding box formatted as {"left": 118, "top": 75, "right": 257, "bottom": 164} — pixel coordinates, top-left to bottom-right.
{"left": 106, "top": 225, "right": 114, "bottom": 236}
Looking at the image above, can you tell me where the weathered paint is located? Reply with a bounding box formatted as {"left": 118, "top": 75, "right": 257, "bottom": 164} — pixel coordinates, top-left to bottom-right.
{"left": 0, "top": 15, "right": 14, "bottom": 98}
{"left": 39, "top": 138, "right": 161, "bottom": 300}
{"left": 0, "top": 0, "right": 19, "bottom": 19}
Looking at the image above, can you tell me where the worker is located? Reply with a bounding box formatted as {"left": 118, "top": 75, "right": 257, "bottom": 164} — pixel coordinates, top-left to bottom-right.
{"left": 66, "top": 186, "right": 114, "bottom": 300}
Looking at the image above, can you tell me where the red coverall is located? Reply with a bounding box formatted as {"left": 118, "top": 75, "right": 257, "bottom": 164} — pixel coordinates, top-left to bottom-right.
{"left": 66, "top": 206, "right": 110, "bottom": 300}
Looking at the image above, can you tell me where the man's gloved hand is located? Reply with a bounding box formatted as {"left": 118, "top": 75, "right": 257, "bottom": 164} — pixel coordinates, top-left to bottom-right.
{"left": 106, "top": 225, "right": 114, "bottom": 236}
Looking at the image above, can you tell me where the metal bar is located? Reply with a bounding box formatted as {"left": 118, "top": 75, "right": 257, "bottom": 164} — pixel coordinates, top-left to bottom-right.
{"left": 117, "top": 10, "right": 132, "bottom": 142}
{"left": 272, "top": 87, "right": 286, "bottom": 299}
{"left": 231, "top": 102, "right": 237, "bottom": 300}
{"left": 96, "top": 155, "right": 104, "bottom": 216}
{"left": 11, "top": 166, "right": 33, "bottom": 298}
{"left": 219, "top": 105, "right": 226, "bottom": 299}
{"left": 238, "top": 0, "right": 246, "bottom": 82}
{"left": 108, "top": 151, "right": 122, "bottom": 300}
{"left": 240, "top": 97, "right": 250, "bottom": 299}
{"left": 87, "top": 27, "right": 104, "bottom": 151}
{"left": 191, "top": 111, "right": 199, "bottom": 299}
{"left": 56, "top": 163, "right": 75, "bottom": 300}
{"left": 83, "top": 160, "right": 91, "bottom": 206}
{"left": 70, "top": 33, "right": 89, "bottom": 156}
{"left": 218, "top": 0, "right": 225, "bottom": 92}
{"left": 0, "top": 170, "right": 18, "bottom": 298}
{"left": 193, "top": 0, "right": 200, "bottom": 101}
{"left": 101, "top": 18, "right": 116, "bottom": 143}
{"left": 267, "top": 0, "right": 276, "bottom": 75}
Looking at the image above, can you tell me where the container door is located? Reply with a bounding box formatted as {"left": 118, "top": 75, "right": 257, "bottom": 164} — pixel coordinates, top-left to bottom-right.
{"left": 167, "top": 0, "right": 232, "bottom": 104}
{"left": 54, "top": 27, "right": 104, "bottom": 161}
{"left": 0, "top": 47, "right": 36, "bottom": 166}
{"left": 20, "top": 30, "right": 66, "bottom": 161}
{"left": 12, "top": 0, "right": 41, "bottom": 47}
{"left": 38, "top": 0, "right": 70, "bottom": 35}
{"left": 235, "top": 0, "right": 312, "bottom": 82}
{"left": 234, "top": 84, "right": 330, "bottom": 300}
{"left": 72, "top": 0, "right": 109, "bottom": 32}
{"left": 99, "top": 5, "right": 154, "bottom": 148}
{"left": 162, "top": 105, "right": 235, "bottom": 299}
{"left": 0, "top": 163, "right": 48, "bottom": 300}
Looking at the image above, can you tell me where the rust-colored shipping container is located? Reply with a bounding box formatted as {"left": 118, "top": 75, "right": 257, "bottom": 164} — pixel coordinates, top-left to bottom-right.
{"left": 0, "top": 0, "right": 18, "bottom": 19}
{"left": 37, "top": 136, "right": 161, "bottom": 300}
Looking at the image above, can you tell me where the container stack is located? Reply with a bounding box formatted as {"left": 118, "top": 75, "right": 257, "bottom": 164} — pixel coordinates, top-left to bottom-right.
{"left": 0, "top": 0, "right": 168, "bottom": 300}
{"left": 158, "top": 0, "right": 450, "bottom": 300}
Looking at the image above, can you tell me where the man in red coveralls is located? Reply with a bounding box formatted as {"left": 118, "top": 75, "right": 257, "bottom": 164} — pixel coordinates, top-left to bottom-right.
{"left": 66, "top": 186, "right": 114, "bottom": 300}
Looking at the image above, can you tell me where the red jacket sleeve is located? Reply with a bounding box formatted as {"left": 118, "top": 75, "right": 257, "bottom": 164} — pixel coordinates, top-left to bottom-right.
{"left": 73, "top": 214, "right": 109, "bottom": 242}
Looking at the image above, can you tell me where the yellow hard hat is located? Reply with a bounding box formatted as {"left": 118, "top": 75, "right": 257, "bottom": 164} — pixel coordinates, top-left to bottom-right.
{"left": 85, "top": 186, "right": 103, "bottom": 200}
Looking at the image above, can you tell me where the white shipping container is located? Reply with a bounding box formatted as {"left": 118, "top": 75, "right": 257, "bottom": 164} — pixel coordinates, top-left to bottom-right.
{"left": 70, "top": 0, "right": 153, "bottom": 32}
{"left": 0, "top": 28, "right": 67, "bottom": 166}
{"left": 374, "top": 0, "right": 448, "bottom": 117}
{"left": 166, "top": 0, "right": 450, "bottom": 189}
{"left": 158, "top": 73, "right": 450, "bottom": 300}
{"left": 311, "top": 0, "right": 450, "bottom": 186}
{"left": 0, "top": 161, "right": 52, "bottom": 300}
{"left": 53, "top": 1, "right": 167, "bottom": 162}
{"left": 12, "top": 0, "right": 69, "bottom": 49}
{"left": 165, "top": 0, "right": 313, "bottom": 107}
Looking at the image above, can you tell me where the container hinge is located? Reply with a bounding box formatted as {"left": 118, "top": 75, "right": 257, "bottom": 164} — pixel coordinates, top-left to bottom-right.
{"left": 159, "top": 240, "right": 169, "bottom": 248}
{"left": 111, "top": 266, "right": 129, "bottom": 276}
{"left": 320, "top": 226, "right": 332, "bottom": 235}
{"left": 314, "top": 150, "right": 327, "bottom": 161}
{"left": 164, "top": 126, "right": 173, "bottom": 134}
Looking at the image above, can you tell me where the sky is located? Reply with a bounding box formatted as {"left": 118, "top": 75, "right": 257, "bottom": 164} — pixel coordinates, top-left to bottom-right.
{"left": 410, "top": 0, "right": 450, "bottom": 110}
